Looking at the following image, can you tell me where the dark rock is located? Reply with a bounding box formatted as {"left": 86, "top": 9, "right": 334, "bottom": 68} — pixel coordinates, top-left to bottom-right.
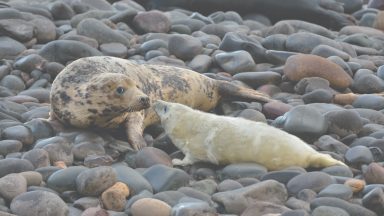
{"left": 214, "top": 51, "right": 256, "bottom": 74}
{"left": 0, "top": 36, "right": 26, "bottom": 60}
{"left": 220, "top": 163, "right": 267, "bottom": 180}
{"left": 76, "top": 166, "right": 117, "bottom": 196}
{"left": 168, "top": 34, "right": 203, "bottom": 60}
{"left": 310, "top": 197, "right": 377, "bottom": 216}
{"left": 287, "top": 172, "right": 333, "bottom": 195}
{"left": 133, "top": 10, "right": 171, "bottom": 33}
{"left": 47, "top": 166, "right": 88, "bottom": 193}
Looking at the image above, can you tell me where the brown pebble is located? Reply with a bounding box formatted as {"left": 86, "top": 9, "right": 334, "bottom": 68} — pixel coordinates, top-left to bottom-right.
{"left": 374, "top": 11, "right": 384, "bottom": 31}
{"left": 333, "top": 93, "right": 358, "bottom": 105}
{"left": 54, "top": 161, "right": 67, "bottom": 169}
{"left": 344, "top": 178, "right": 365, "bottom": 193}
{"left": 364, "top": 162, "right": 384, "bottom": 184}
{"left": 101, "top": 182, "right": 129, "bottom": 211}
{"left": 284, "top": 54, "right": 353, "bottom": 89}
{"left": 131, "top": 198, "right": 171, "bottom": 216}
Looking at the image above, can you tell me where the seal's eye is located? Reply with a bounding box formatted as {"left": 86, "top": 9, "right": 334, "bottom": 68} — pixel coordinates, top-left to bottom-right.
{"left": 163, "top": 106, "right": 168, "bottom": 113}
{"left": 116, "top": 87, "right": 125, "bottom": 95}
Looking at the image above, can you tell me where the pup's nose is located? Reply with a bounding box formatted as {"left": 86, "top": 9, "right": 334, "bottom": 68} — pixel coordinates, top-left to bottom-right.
{"left": 139, "top": 96, "right": 150, "bottom": 106}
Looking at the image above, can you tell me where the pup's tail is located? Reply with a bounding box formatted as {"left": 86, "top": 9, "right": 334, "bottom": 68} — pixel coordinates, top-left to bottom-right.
{"left": 217, "top": 81, "right": 272, "bottom": 103}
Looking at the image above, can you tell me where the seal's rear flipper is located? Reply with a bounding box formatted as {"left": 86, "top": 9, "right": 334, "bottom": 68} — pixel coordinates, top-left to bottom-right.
{"left": 217, "top": 81, "right": 272, "bottom": 103}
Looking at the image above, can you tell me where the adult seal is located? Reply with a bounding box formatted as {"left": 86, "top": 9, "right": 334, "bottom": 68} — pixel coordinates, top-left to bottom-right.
{"left": 153, "top": 100, "right": 346, "bottom": 170}
{"left": 145, "top": 0, "right": 355, "bottom": 30}
{"left": 50, "top": 56, "right": 271, "bottom": 150}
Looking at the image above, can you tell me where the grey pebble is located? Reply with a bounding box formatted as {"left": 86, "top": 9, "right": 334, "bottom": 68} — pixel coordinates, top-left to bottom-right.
{"left": 135, "top": 146, "right": 172, "bottom": 168}
{"left": 133, "top": 10, "right": 171, "bottom": 33}
{"left": 310, "top": 197, "right": 377, "bottom": 216}
{"left": 100, "top": 42, "right": 128, "bottom": 58}
{"left": 0, "top": 140, "right": 23, "bottom": 156}
{"left": 168, "top": 34, "right": 203, "bottom": 60}
{"left": 302, "top": 89, "right": 333, "bottom": 104}
{"left": 152, "top": 190, "right": 186, "bottom": 207}
{"left": 214, "top": 50, "right": 255, "bottom": 74}
{"left": 287, "top": 171, "right": 334, "bottom": 195}
{"left": 212, "top": 180, "right": 287, "bottom": 215}
{"left": 10, "top": 191, "right": 68, "bottom": 216}
{"left": 76, "top": 166, "right": 117, "bottom": 196}
{"left": 286, "top": 32, "right": 342, "bottom": 54}
{"left": 187, "top": 54, "right": 212, "bottom": 73}
{"left": 362, "top": 187, "right": 384, "bottom": 215}
{"left": 217, "top": 179, "right": 243, "bottom": 192}
{"left": 35, "top": 136, "right": 73, "bottom": 165}
{"left": 72, "top": 141, "right": 105, "bottom": 160}
{"left": 324, "top": 110, "right": 364, "bottom": 138}
{"left": 311, "top": 206, "right": 349, "bottom": 216}
{"left": 171, "top": 201, "right": 216, "bottom": 216}
{"left": 220, "top": 163, "right": 267, "bottom": 180}
{"left": 2, "top": 125, "right": 34, "bottom": 146}
{"left": 233, "top": 71, "right": 281, "bottom": 89}
{"left": 24, "top": 118, "right": 54, "bottom": 140}
{"left": 345, "top": 145, "right": 374, "bottom": 166}
{"left": 318, "top": 184, "right": 353, "bottom": 200}
{"left": 261, "top": 169, "right": 303, "bottom": 185}
{"left": 0, "top": 75, "right": 25, "bottom": 94}
{"left": 0, "top": 158, "right": 34, "bottom": 178}
{"left": 142, "top": 164, "right": 190, "bottom": 193}
{"left": 18, "top": 88, "right": 50, "bottom": 103}
{"left": 0, "top": 36, "right": 26, "bottom": 60}
{"left": 38, "top": 40, "right": 102, "bottom": 64}
{"left": 321, "top": 165, "right": 353, "bottom": 178}
{"left": 314, "top": 135, "right": 349, "bottom": 155}
{"left": 0, "top": 173, "right": 27, "bottom": 202}
{"left": 47, "top": 166, "right": 88, "bottom": 193}
{"left": 77, "top": 18, "right": 130, "bottom": 47}
{"left": 281, "top": 105, "right": 328, "bottom": 138}
{"left": 112, "top": 163, "right": 153, "bottom": 195}
{"left": 311, "top": 44, "right": 350, "bottom": 61}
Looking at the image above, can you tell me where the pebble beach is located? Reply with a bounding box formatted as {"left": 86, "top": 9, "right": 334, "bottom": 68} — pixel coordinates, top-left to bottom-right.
{"left": 0, "top": 0, "right": 384, "bottom": 215}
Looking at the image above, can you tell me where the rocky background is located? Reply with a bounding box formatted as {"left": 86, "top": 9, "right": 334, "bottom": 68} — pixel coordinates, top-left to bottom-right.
{"left": 0, "top": 0, "right": 384, "bottom": 215}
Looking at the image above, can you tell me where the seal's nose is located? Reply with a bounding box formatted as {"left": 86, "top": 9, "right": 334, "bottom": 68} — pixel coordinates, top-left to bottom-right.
{"left": 139, "top": 96, "right": 150, "bottom": 107}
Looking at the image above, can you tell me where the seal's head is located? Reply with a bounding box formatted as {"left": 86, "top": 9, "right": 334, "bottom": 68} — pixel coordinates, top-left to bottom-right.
{"left": 51, "top": 73, "right": 151, "bottom": 128}
{"left": 153, "top": 100, "right": 173, "bottom": 121}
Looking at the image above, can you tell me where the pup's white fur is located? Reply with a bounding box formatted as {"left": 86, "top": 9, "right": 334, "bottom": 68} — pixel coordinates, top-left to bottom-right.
{"left": 153, "top": 100, "right": 346, "bottom": 170}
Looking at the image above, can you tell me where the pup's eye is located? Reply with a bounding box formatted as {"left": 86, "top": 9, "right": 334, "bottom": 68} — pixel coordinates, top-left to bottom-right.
{"left": 116, "top": 87, "right": 125, "bottom": 95}
{"left": 164, "top": 106, "right": 168, "bottom": 112}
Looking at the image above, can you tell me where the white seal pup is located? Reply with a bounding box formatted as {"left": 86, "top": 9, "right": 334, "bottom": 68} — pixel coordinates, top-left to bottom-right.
{"left": 153, "top": 100, "right": 346, "bottom": 170}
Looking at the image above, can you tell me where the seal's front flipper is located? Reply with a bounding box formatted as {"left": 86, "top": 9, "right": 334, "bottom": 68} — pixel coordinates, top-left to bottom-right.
{"left": 217, "top": 81, "right": 272, "bottom": 103}
{"left": 125, "top": 112, "right": 147, "bottom": 150}
{"left": 172, "top": 155, "right": 194, "bottom": 166}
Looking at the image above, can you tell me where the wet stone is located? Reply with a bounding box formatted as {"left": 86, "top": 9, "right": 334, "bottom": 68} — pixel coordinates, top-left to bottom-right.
{"left": 187, "top": 54, "right": 212, "bottom": 73}
{"left": 311, "top": 44, "right": 350, "bottom": 61}
{"left": 21, "top": 148, "right": 50, "bottom": 169}
{"left": 214, "top": 50, "right": 256, "bottom": 74}
{"left": 311, "top": 206, "right": 349, "bottom": 216}
{"left": 135, "top": 147, "right": 172, "bottom": 168}
{"left": 0, "top": 140, "right": 23, "bottom": 156}
{"left": 142, "top": 164, "right": 190, "bottom": 193}
{"left": 171, "top": 201, "right": 216, "bottom": 216}
{"left": 151, "top": 190, "right": 186, "bottom": 207}
{"left": 73, "top": 196, "right": 100, "bottom": 210}
{"left": 352, "top": 74, "right": 384, "bottom": 94}
{"left": 101, "top": 182, "right": 129, "bottom": 211}
{"left": 261, "top": 169, "right": 303, "bottom": 185}
{"left": 324, "top": 110, "right": 364, "bottom": 138}
{"left": 345, "top": 146, "right": 374, "bottom": 166}
{"left": 352, "top": 94, "right": 384, "bottom": 110}
{"left": 362, "top": 187, "right": 384, "bottom": 215}
{"left": 318, "top": 184, "right": 353, "bottom": 200}
{"left": 233, "top": 71, "right": 281, "bottom": 89}
{"left": 0, "top": 36, "right": 26, "bottom": 60}
{"left": 77, "top": 18, "right": 130, "bottom": 47}
{"left": 286, "top": 32, "right": 342, "bottom": 54}
{"left": 112, "top": 163, "right": 153, "bottom": 195}
{"left": 38, "top": 40, "right": 102, "bottom": 65}
{"left": 314, "top": 135, "right": 349, "bottom": 155}
{"left": 280, "top": 105, "right": 328, "bottom": 138}
{"left": 0, "top": 75, "right": 25, "bottom": 94}
{"left": 364, "top": 162, "right": 384, "bottom": 184}
{"left": 49, "top": 1, "right": 75, "bottom": 20}
{"left": 321, "top": 165, "right": 353, "bottom": 178}
{"left": 212, "top": 180, "right": 287, "bottom": 215}
{"left": 47, "top": 166, "right": 89, "bottom": 193}
{"left": 24, "top": 118, "right": 54, "bottom": 141}
{"left": 10, "top": 191, "right": 68, "bottom": 216}
{"left": 189, "top": 179, "right": 217, "bottom": 195}
{"left": 168, "top": 34, "right": 203, "bottom": 60}
{"left": 0, "top": 158, "right": 34, "bottom": 178}
{"left": 100, "top": 42, "right": 128, "bottom": 58}
{"left": 302, "top": 89, "right": 333, "bottom": 104}
{"left": 72, "top": 141, "right": 105, "bottom": 160}
{"left": 287, "top": 172, "right": 334, "bottom": 195}
{"left": 19, "top": 171, "right": 42, "bottom": 186}
{"left": 35, "top": 137, "right": 73, "bottom": 165}
{"left": 241, "top": 201, "right": 291, "bottom": 216}
{"left": 220, "top": 163, "right": 267, "bottom": 180}
{"left": 131, "top": 198, "right": 171, "bottom": 216}
{"left": 133, "top": 10, "right": 171, "bottom": 33}
{"left": 0, "top": 173, "right": 27, "bottom": 202}
{"left": 76, "top": 166, "right": 117, "bottom": 196}
{"left": 217, "top": 179, "right": 243, "bottom": 192}
{"left": 310, "top": 197, "right": 377, "bottom": 216}
{"left": 284, "top": 54, "right": 353, "bottom": 89}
